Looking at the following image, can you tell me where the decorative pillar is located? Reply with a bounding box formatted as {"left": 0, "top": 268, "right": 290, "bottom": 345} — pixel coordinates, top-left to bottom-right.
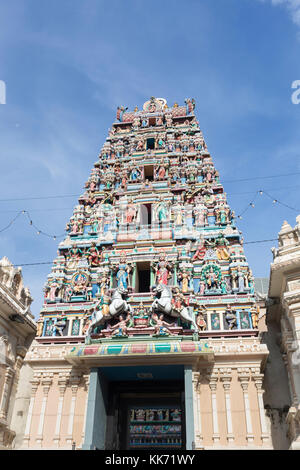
{"left": 66, "top": 372, "right": 81, "bottom": 446}
{"left": 83, "top": 368, "right": 108, "bottom": 450}
{"left": 53, "top": 372, "right": 69, "bottom": 448}
{"left": 67, "top": 319, "right": 73, "bottom": 336}
{"left": 132, "top": 262, "right": 137, "bottom": 291}
{"left": 219, "top": 311, "right": 225, "bottom": 330}
{"left": 0, "top": 366, "right": 14, "bottom": 421}
{"left": 79, "top": 318, "right": 84, "bottom": 336}
{"left": 286, "top": 337, "right": 300, "bottom": 404}
{"left": 81, "top": 374, "right": 90, "bottom": 447}
{"left": 193, "top": 372, "right": 203, "bottom": 448}
{"left": 184, "top": 365, "right": 195, "bottom": 450}
{"left": 220, "top": 368, "right": 234, "bottom": 444}
{"left": 22, "top": 373, "right": 41, "bottom": 448}
{"left": 251, "top": 368, "right": 270, "bottom": 444}
{"left": 282, "top": 352, "right": 298, "bottom": 405}
{"left": 238, "top": 368, "right": 254, "bottom": 444}
{"left": 36, "top": 373, "right": 53, "bottom": 448}
{"left": 12, "top": 346, "right": 26, "bottom": 391}
{"left": 209, "top": 371, "right": 220, "bottom": 443}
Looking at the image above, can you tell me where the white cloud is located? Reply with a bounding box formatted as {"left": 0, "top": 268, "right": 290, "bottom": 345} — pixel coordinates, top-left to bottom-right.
{"left": 261, "top": 0, "right": 300, "bottom": 26}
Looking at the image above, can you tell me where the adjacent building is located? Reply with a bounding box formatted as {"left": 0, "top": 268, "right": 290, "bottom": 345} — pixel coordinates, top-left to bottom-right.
{"left": 0, "top": 256, "right": 36, "bottom": 449}
{"left": 267, "top": 216, "right": 300, "bottom": 449}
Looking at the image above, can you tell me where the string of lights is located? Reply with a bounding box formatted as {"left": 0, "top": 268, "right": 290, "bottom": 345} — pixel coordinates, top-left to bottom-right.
{"left": 236, "top": 190, "right": 300, "bottom": 219}
{"left": 0, "top": 170, "right": 300, "bottom": 204}
{"left": 1, "top": 182, "right": 300, "bottom": 215}
{"left": 7, "top": 238, "right": 278, "bottom": 268}
{"left": 0, "top": 189, "right": 298, "bottom": 237}
{"left": 0, "top": 210, "right": 66, "bottom": 239}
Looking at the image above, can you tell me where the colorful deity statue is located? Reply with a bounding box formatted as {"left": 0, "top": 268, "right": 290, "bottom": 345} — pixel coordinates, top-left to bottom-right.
{"left": 99, "top": 272, "right": 110, "bottom": 297}
{"left": 89, "top": 215, "right": 99, "bottom": 234}
{"left": 196, "top": 311, "right": 207, "bottom": 331}
{"left": 87, "top": 243, "right": 102, "bottom": 267}
{"left": 247, "top": 269, "right": 255, "bottom": 294}
{"left": 194, "top": 204, "right": 207, "bottom": 226}
{"left": 63, "top": 284, "right": 73, "bottom": 302}
{"left": 156, "top": 165, "right": 167, "bottom": 180}
{"left": 185, "top": 98, "right": 195, "bottom": 115}
{"left": 72, "top": 272, "right": 89, "bottom": 296}
{"left": 130, "top": 167, "right": 141, "bottom": 181}
{"left": 192, "top": 239, "right": 206, "bottom": 261}
{"left": 53, "top": 316, "right": 67, "bottom": 336}
{"left": 206, "top": 267, "right": 218, "bottom": 289}
{"left": 151, "top": 253, "right": 174, "bottom": 286}
{"left": 250, "top": 304, "right": 259, "bottom": 329}
{"left": 201, "top": 264, "right": 221, "bottom": 291}
{"left": 236, "top": 266, "right": 245, "bottom": 292}
{"left": 152, "top": 313, "right": 174, "bottom": 336}
{"left": 171, "top": 286, "right": 188, "bottom": 314}
{"left": 136, "top": 138, "right": 144, "bottom": 151}
{"left": 220, "top": 279, "right": 227, "bottom": 294}
{"left": 113, "top": 255, "right": 133, "bottom": 290}
{"left": 125, "top": 201, "right": 137, "bottom": 224}
{"left": 111, "top": 313, "right": 131, "bottom": 337}
{"left": 225, "top": 305, "right": 237, "bottom": 330}
{"left": 155, "top": 198, "right": 170, "bottom": 223}
{"left": 48, "top": 279, "right": 61, "bottom": 302}
{"left": 157, "top": 137, "right": 165, "bottom": 149}
{"left": 215, "top": 234, "right": 230, "bottom": 261}
{"left": 177, "top": 268, "right": 191, "bottom": 293}
{"left": 116, "top": 105, "right": 128, "bottom": 122}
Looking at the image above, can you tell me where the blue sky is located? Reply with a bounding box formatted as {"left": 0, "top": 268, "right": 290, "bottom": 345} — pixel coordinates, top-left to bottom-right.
{"left": 0, "top": 0, "right": 300, "bottom": 317}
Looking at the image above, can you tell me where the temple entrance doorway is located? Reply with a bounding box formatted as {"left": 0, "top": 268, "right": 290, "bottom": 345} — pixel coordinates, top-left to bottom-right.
{"left": 103, "top": 366, "right": 185, "bottom": 450}
{"left": 119, "top": 394, "right": 184, "bottom": 450}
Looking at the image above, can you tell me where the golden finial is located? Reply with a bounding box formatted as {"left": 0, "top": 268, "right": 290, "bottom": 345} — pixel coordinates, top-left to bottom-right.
{"left": 134, "top": 106, "right": 138, "bottom": 112}
{"left": 173, "top": 102, "right": 178, "bottom": 108}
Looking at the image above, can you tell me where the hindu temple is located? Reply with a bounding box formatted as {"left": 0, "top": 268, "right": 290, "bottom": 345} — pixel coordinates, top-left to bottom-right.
{"left": 21, "top": 97, "right": 272, "bottom": 450}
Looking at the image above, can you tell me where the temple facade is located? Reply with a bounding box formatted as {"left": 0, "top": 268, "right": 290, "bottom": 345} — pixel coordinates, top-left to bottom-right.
{"left": 20, "top": 97, "right": 275, "bottom": 450}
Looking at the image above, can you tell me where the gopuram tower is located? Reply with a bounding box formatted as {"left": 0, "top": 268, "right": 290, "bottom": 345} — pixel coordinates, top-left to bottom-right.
{"left": 22, "top": 97, "right": 271, "bottom": 450}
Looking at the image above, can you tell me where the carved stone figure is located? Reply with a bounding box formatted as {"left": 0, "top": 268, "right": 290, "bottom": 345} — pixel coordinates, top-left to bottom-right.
{"left": 177, "top": 269, "right": 191, "bottom": 293}
{"left": 113, "top": 256, "right": 133, "bottom": 290}
{"left": 111, "top": 313, "right": 131, "bottom": 337}
{"left": 151, "top": 313, "right": 174, "bottom": 336}
{"left": 151, "top": 253, "right": 173, "bottom": 286}
{"left": 225, "top": 305, "right": 237, "bottom": 330}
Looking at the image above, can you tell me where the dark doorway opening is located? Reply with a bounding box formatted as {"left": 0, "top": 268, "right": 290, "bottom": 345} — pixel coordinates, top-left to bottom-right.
{"left": 105, "top": 379, "right": 185, "bottom": 450}
{"left": 136, "top": 262, "right": 151, "bottom": 293}
{"left": 144, "top": 165, "right": 154, "bottom": 181}
{"left": 148, "top": 118, "right": 156, "bottom": 127}
{"left": 140, "top": 203, "right": 152, "bottom": 226}
{"left": 146, "top": 138, "right": 155, "bottom": 150}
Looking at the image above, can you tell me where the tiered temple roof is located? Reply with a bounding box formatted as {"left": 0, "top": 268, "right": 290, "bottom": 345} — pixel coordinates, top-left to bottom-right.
{"left": 37, "top": 97, "right": 259, "bottom": 343}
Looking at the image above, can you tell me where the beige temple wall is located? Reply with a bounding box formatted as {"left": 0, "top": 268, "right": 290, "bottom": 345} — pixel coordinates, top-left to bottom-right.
{"left": 10, "top": 363, "right": 34, "bottom": 448}
{"left": 20, "top": 365, "right": 89, "bottom": 450}
{"left": 20, "top": 338, "right": 271, "bottom": 450}
{"left": 193, "top": 365, "right": 271, "bottom": 449}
